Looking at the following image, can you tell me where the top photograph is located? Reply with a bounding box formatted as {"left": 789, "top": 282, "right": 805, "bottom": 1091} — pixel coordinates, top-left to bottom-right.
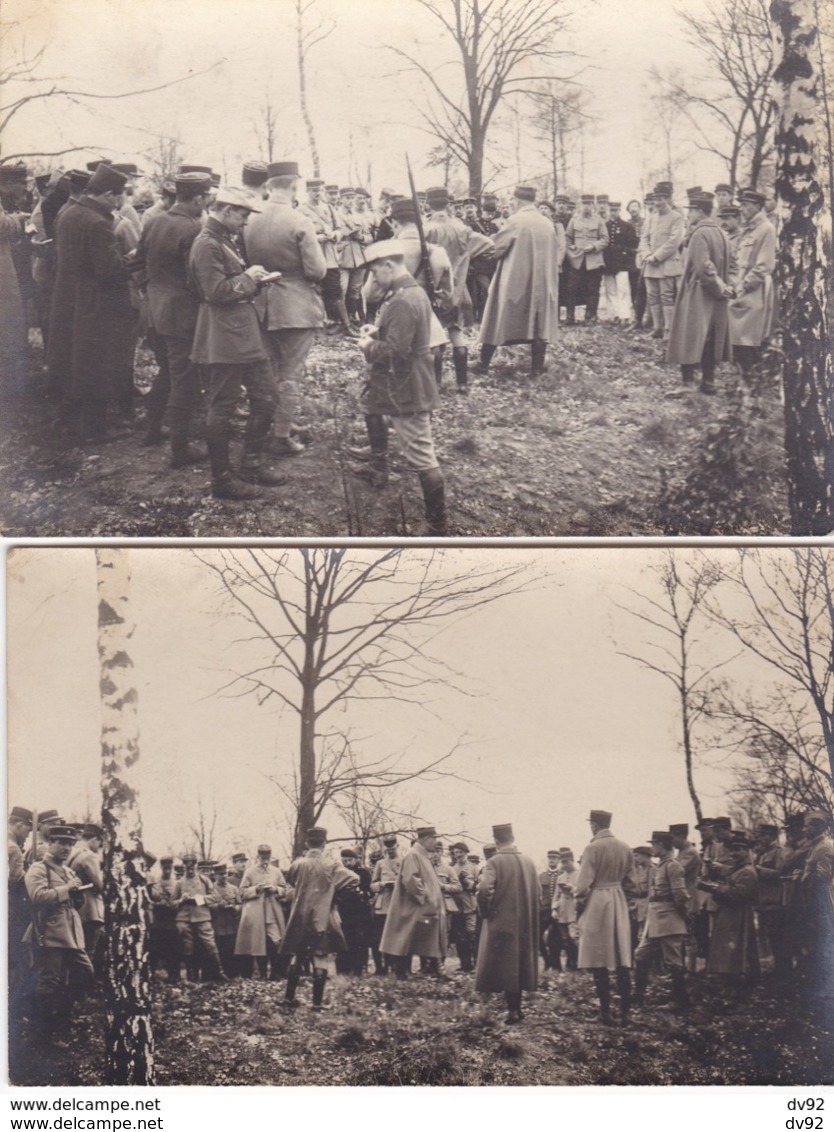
{"left": 0, "top": 0, "right": 831, "bottom": 539}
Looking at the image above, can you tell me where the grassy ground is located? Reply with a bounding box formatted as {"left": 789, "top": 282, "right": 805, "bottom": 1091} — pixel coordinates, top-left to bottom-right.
{"left": 9, "top": 963, "right": 831, "bottom": 1087}
{"left": 0, "top": 325, "right": 788, "bottom": 538}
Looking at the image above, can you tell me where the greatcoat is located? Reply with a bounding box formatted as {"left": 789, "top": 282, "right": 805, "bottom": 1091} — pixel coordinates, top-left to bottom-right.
{"left": 138, "top": 204, "right": 203, "bottom": 337}
{"left": 423, "top": 212, "right": 494, "bottom": 324}
{"left": 279, "top": 849, "right": 358, "bottom": 957}
{"left": 480, "top": 203, "right": 560, "bottom": 345}
{"left": 798, "top": 833, "right": 834, "bottom": 994}
{"left": 52, "top": 195, "right": 133, "bottom": 401}
{"left": 379, "top": 842, "right": 446, "bottom": 959}
{"left": 728, "top": 211, "right": 776, "bottom": 346}
{"left": 666, "top": 218, "right": 732, "bottom": 365}
{"left": 234, "top": 862, "right": 288, "bottom": 955}
{"left": 474, "top": 844, "right": 539, "bottom": 993}
{"left": 243, "top": 200, "right": 327, "bottom": 330}
{"left": 0, "top": 206, "right": 28, "bottom": 394}
{"left": 707, "top": 863, "right": 759, "bottom": 976}
{"left": 574, "top": 828, "right": 635, "bottom": 968}
{"left": 188, "top": 215, "right": 269, "bottom": 365}
{"left": 24, "top": 854, "right": 86, "bottom": 950}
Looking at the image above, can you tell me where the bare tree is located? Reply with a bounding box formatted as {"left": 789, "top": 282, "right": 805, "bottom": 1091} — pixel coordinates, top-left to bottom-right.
{"left": 295, "top": 0, "right": 334, "bottom": 178}
{"left": 255, "top": 94, "right": 280, "bottom": 164}
{"left": 771, "top": 0, "right": 833, "bottom": 535}
{"left": 96, "top": 549, "right": 154, "bottom": 1086}
{"left": 703, "top": 548, "right": 834, "bottom": 785}
{"left": 187, "top": 791, "right": 219, "bottom": 862}
{"left": 195, "top": 549, "right": 531, "bottom": 855}
{"left": 386, "top": 0, "right": 575, "bottom": 196}
{"left": 0, "top": 19, "right": 222, "bottom": 164}
{"left": 144, "top": 135, "right": 183, "bottom": 186}
{"left": 615, "top": 554, "right": 733, "bottom": 822}
{"left": 528, "top": 80, "right": 589, "bottom": 195}
{"left": 650, "top": 0, "right": 776, "bottom": 188}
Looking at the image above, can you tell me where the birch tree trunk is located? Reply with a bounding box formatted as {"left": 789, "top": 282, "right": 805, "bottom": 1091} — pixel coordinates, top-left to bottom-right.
{"left": 771, "top": 0, "right": 833, "bottom": 534}
{"left": 96, "top": 549, "right": 155, "bottom": 1086}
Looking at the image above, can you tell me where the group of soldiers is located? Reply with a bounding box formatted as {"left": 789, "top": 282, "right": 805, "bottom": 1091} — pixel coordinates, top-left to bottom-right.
{"left": 0, "top": 157, "right": 778, "bottom": 534}
{"left": 9, "top": 800, "right": 834, "bottom": 1048}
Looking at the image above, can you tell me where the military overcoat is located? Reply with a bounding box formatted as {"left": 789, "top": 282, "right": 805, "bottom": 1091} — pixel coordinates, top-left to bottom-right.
{"left": 474, "top": 845, "right": 539, "bottom": 993}
{"left": 379, "top": 842, "right": 446, "bottom": 959}
{"left": 666, "top": 219, "right": 732, "bottom": 365}
{"left": 480, "top": 204, "right": 560, "bottom": 346}
{"left": 574, "top": 829, "right": 635, "bottom": 968}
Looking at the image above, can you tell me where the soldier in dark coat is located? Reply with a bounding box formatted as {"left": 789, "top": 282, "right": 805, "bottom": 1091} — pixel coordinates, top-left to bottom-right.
{"left": 701, "top": 831, "right": 759, "bottom": 997}
{"left": 136, "top": 171, "right": 211, "bottom": 460}
{"left": 279, "top": 828, "right": 359, "bottom": 1010}
{"left": 148, "top": 855, "right": 182, "bottom": 983}
{"left": 188, "top": 187, "right": 284, "bottom": 500}
{"left": 753, "top": 822, "right": 788, "bottom": 980}
{"left": 334, "top": 847, "right": 373, "bottom": 975}
{"left": 798, "top": 810, "right": 834, "bottom": 1023}
{"left": 51, "top": 163, "right": 135, "bottom": 441}
{"left": 475, "top": 823, "right": 539, "bottom": 1024}
{"left": 243, "top": 161, "right": 327, "bottom": 456}
{"left": 353, "top": 240, "right": 446, "bottom": 535}
{"left": 666, "top": 192, "right": 733, "bottom": 394}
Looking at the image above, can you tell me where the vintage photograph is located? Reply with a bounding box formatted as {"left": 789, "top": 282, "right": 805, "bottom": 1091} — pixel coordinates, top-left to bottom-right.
{"left": 6, "top": 545, "right": 834, "bottom": 1086}
{"left": 0, "top": 0, "right": 832, "bottom": 538}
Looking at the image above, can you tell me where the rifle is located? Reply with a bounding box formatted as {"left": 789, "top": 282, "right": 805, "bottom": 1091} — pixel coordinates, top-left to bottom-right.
{"left": 405, "top": 154, "right": 439, "bottom": 312}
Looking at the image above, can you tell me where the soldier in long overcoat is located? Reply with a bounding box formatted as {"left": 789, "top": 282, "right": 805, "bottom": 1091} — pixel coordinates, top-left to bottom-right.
{"left": 475, "top": 823, "right": 539, "bottom": 1023}
{"left": 703, "top": 832, "right": 759, "bottom": 987}
{"left": 234, "top": 843, "right": 290, "bottom": 979}
{"left": 798, "top": 810, "right": 834, "bottom": 1021}
{"left": 634, "top": 831, "right": 691, "bottom": 1010}
{"left": 24, "top": 825, "right": 94, "bottom": 1048}
{"left": 666, "top": 193, "right": 733, "bottom": 394}
{"left": 279, "top": 828, "right": 359, "bottom": 1010}
{"left": 243, "top": 161, "right": 327, "bottom": 456}
{"left": 0, "top": 183, "right": 29, "bottom": 398}
{"left": 575, "top": 809, "right": 636, "bottom": 1024}
{"left": 53, "top": 164, "right": 134, "bottom": 440}
{"left": 728, "top": 188, "right": 776, "bottom": 379}
{"left": 379, "top": 826, "right": 446, "bottom": 978}
{"left": 369, "top": 835, "right": 401, "bottom": 974}
{"left": 478, "top": 185, "right": 560, "bottom": 377}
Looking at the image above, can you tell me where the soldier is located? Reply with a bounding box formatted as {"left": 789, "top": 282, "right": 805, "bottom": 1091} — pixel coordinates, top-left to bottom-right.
{"left": 475, "top": 823, "right": 539, "bottom": 1024}
{"left": 449, "top": 841, "right": 478, "bottom": 972}
{"left": 538, "top": 849, "right": 563, "bottom": 971}
{"left": 241, "top": 160, "right": 269, "bottom": 201}
{"left": 188, "top": 186, "right": 286, "bottom": 500}
{"left": 67, "top": 823, "right": 105, "bottom": 974}
{"left": 423, "top": 185, "right": 493, "bottom": 393}
{"left": 8, "top": 806, "right": 33, "bottom": 1019}
{"left": 24, "top": 810, "right": 61, "bottom": 868}
{"left": 670, "top": 822, "right": 701, "bottom": 970}
{"left": 351, "top": 239, "right": 447, "bottom": 536}
{"left": 553, "top": 847, "right": 579, "bottom": 971}
{"left": 298, "top": 178, "right": 354, "bottom": 335}
{"left": 714, "top": 183, "right": 734, "bottom": 213}
{"left": 428, "top": 844, "right": 462, "bottom": 974}
{"left": 666, "top": 191, "right": 733, "bottom": 394}
{"left": 478, "top": 184, "right": 561, "bottom": 377}
{"left": 234, "top": 843, "right": 290, "bottom": 980}
{"left": 574, "top": 809, "right": 635, "bottom": 1025}
{"left": 379, "top": 825, "right": 446, "bottom": 980}
{"left": 700, "top": 830, "right": 759, "bottom": 1001}
{"left": 243, "top": 161, "right": 327, "bottom": 458}
{"left": 173, "top": 852, "right": 227, "bottom": 983}
{"left": 228, "top": 851, "right": 248, "bottom": 888}
{"left": 753, "top": 822, "right": 788, "bottom": 980}
{"left": 24, "top": 825, "right": 94, "bottom": 1049}
{"left": 563, "top": 193, "right": 608, "bottom": 325}
{"left": 719, "top": 205, "right": 743, "bottom": 283}
{"left": 633, "top": 831, "right": 690, "bottom": 1011}
{"left": 781, "top": 811, "right": 808, "bottom": 976}
{"left": 280, "top": 828, "right": 359, "bottom": 1010}
{"left": 639, "top": 181, "right": 684, "bottom": 340}
{"left": 728, "top": 187, "right": 776, "bottom": 385}
{"left": 798, "top": 810, "right": 834, "bottom": 1022}
{"left": 631, "top": 845, "right": 652, "bottom": 949}
{"left": 338, "top": 187, "right": 372, "bottom": 324}
{"left": 334, "top": 847, "right": 373, "bottom": 976}
{"left": 370, "top": 834, "right": 401, "bottom": 974}
{"left": 136, "top": 171, "right": 211, "bottom": 458}
{"left": 601, "top": 201, "right": 638, "bottom": 323}
{"left": 148, "top": 855, "right": 181, "bottom": 983}
{"left": 209, "top": 863, "right": 241, "bottom": 977}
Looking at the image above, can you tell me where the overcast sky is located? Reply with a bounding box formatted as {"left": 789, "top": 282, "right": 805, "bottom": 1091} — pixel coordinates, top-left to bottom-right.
{"left": 3, "top": 0, "right": 723, "bottom": 199}
{"left": 7, "top": 546, "right": 790, "bottom": 867}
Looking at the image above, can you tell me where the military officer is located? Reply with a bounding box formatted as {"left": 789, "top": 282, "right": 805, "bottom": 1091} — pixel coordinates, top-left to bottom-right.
{"left": 188, "top": 186, "right": 286, "bottom": 500}
{"left": 449, "top": 842, "right": 478, "bottom": 972}
{"left": 148, "top": 855, "right": 181, "bottom": 983}
{"left": 798, "top": 810, "right": 834, "bottom": 1021}
{"left": 714, "top": 183, "right": 734, "bottom": 213}
{"left": 370, "top": 834, "right": 401, "bottom": 974}
{"left": 639, "top": 181, "right": 684, "bottom": 340}
{"left": 633, "top": 831, "right": 690, "bottom": 1011}
{"left": 553, "top": 847, "right": 579, "bottom": 970}
{"left": 234, "top": 843, "right": 290, "bottom": 979}
{"left": 209, "top": 863, "right": 241, "bottom": 976}
{"left": 754, "top": 822, "right": 788, "bottom": 980}
{"left": 24, "top": 825, "right": 94, "bottom": 1048}
{"left": 728, "top": 187, "right": 776, "bottom": 384}
{"left": 173, "top": 852, "right": 227, "bottom": 983}
{"left": 67, "top": 823, "right": 105, "bottom": 972}
{"left": 241, "top": 160, "right": 269, "bottom": 200}
{"left": 298, "top": 179, "right": 354, "bottom": 334}
{"left": 379, "top": 825, "right": 446, "bottom": 979}
{"left": 8, "top": 806, "right": 33, "bottom": 1018}
{"left": 243, "top": 161, "right": 327, "bottom": 457}
{"left": 538, "top": 849, "right": 563, "bottom": 970}
{"left": 563, "top": 193, "right": 608, "bottom": 325}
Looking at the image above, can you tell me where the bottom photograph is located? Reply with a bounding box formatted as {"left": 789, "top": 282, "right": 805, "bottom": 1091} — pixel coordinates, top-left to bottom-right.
{"left": 5, "top": 544, "right": 834, "bottom": 1087}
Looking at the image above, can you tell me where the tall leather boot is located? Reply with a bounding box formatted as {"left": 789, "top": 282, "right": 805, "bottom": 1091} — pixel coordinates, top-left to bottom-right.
{"left": 434, "top": 345, "right": 445, "bottom": 385}
{"left": 169, "top": 407, "right": 205, "bottom": 468}
{"left": 475, "top": 344, "right": 496, "bottom": 375}
{"left": 700, "top": 362, "right": 716, "bottom": 394}
{"left": 283, "top": 963, "right": 301, "bottom": 1007}
{"left": 335, "top": 297, "right": 359, "bottom": 337}
{"left": 351, "top": 414, "right": 389, "bottom": 487}
{"left": 531, "top": 338, "right": 548, "bottom": 377}
{"left": 681, "top": 364, "right": 696, "bottom": 386}
{"left": 670, "top": 967, "right": 690, "bottom": 1010}
{"left": 662, "top": 304, "right": 675, "bottom": 341}
{"left": 208, "top": 423, "right": 263, "bottom": 500}
{"left": 592, "top": 967, "right": 613, "bottom": 1023}
{"left": 311, "top": 970, "right": 328, "bottom": 1010}
{"left": 648, "top": 304, "right": 663, "bottom": 338}
{"left": 616, "top": 965, "right": 632, "bottom": 1024}
{"left": 452, "top": 346, "right": 468, "bottom": 393}
{"left": 419, "top": 467, "right": 446, "bottom": 535}
{"left": 505, "top": 991, "right": 522, "bottom": 1023}
{"left": 633, "top": 958, "right": 650, "bottom": 1006}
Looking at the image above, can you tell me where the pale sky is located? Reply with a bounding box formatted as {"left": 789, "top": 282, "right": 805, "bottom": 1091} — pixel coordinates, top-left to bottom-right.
{"left": 6, "top": 546, "right": 786, "bottom": 868}
{"left": 2, "top": 0, "right": 723, "bottom": 199}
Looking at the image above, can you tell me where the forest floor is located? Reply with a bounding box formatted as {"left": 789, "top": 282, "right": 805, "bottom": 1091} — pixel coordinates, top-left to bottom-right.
{"left": 0, "top": 323, "right": 788, "bottom": 538}
{"left": 9, "top": 962, "right": 832, "bottom": 1087}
